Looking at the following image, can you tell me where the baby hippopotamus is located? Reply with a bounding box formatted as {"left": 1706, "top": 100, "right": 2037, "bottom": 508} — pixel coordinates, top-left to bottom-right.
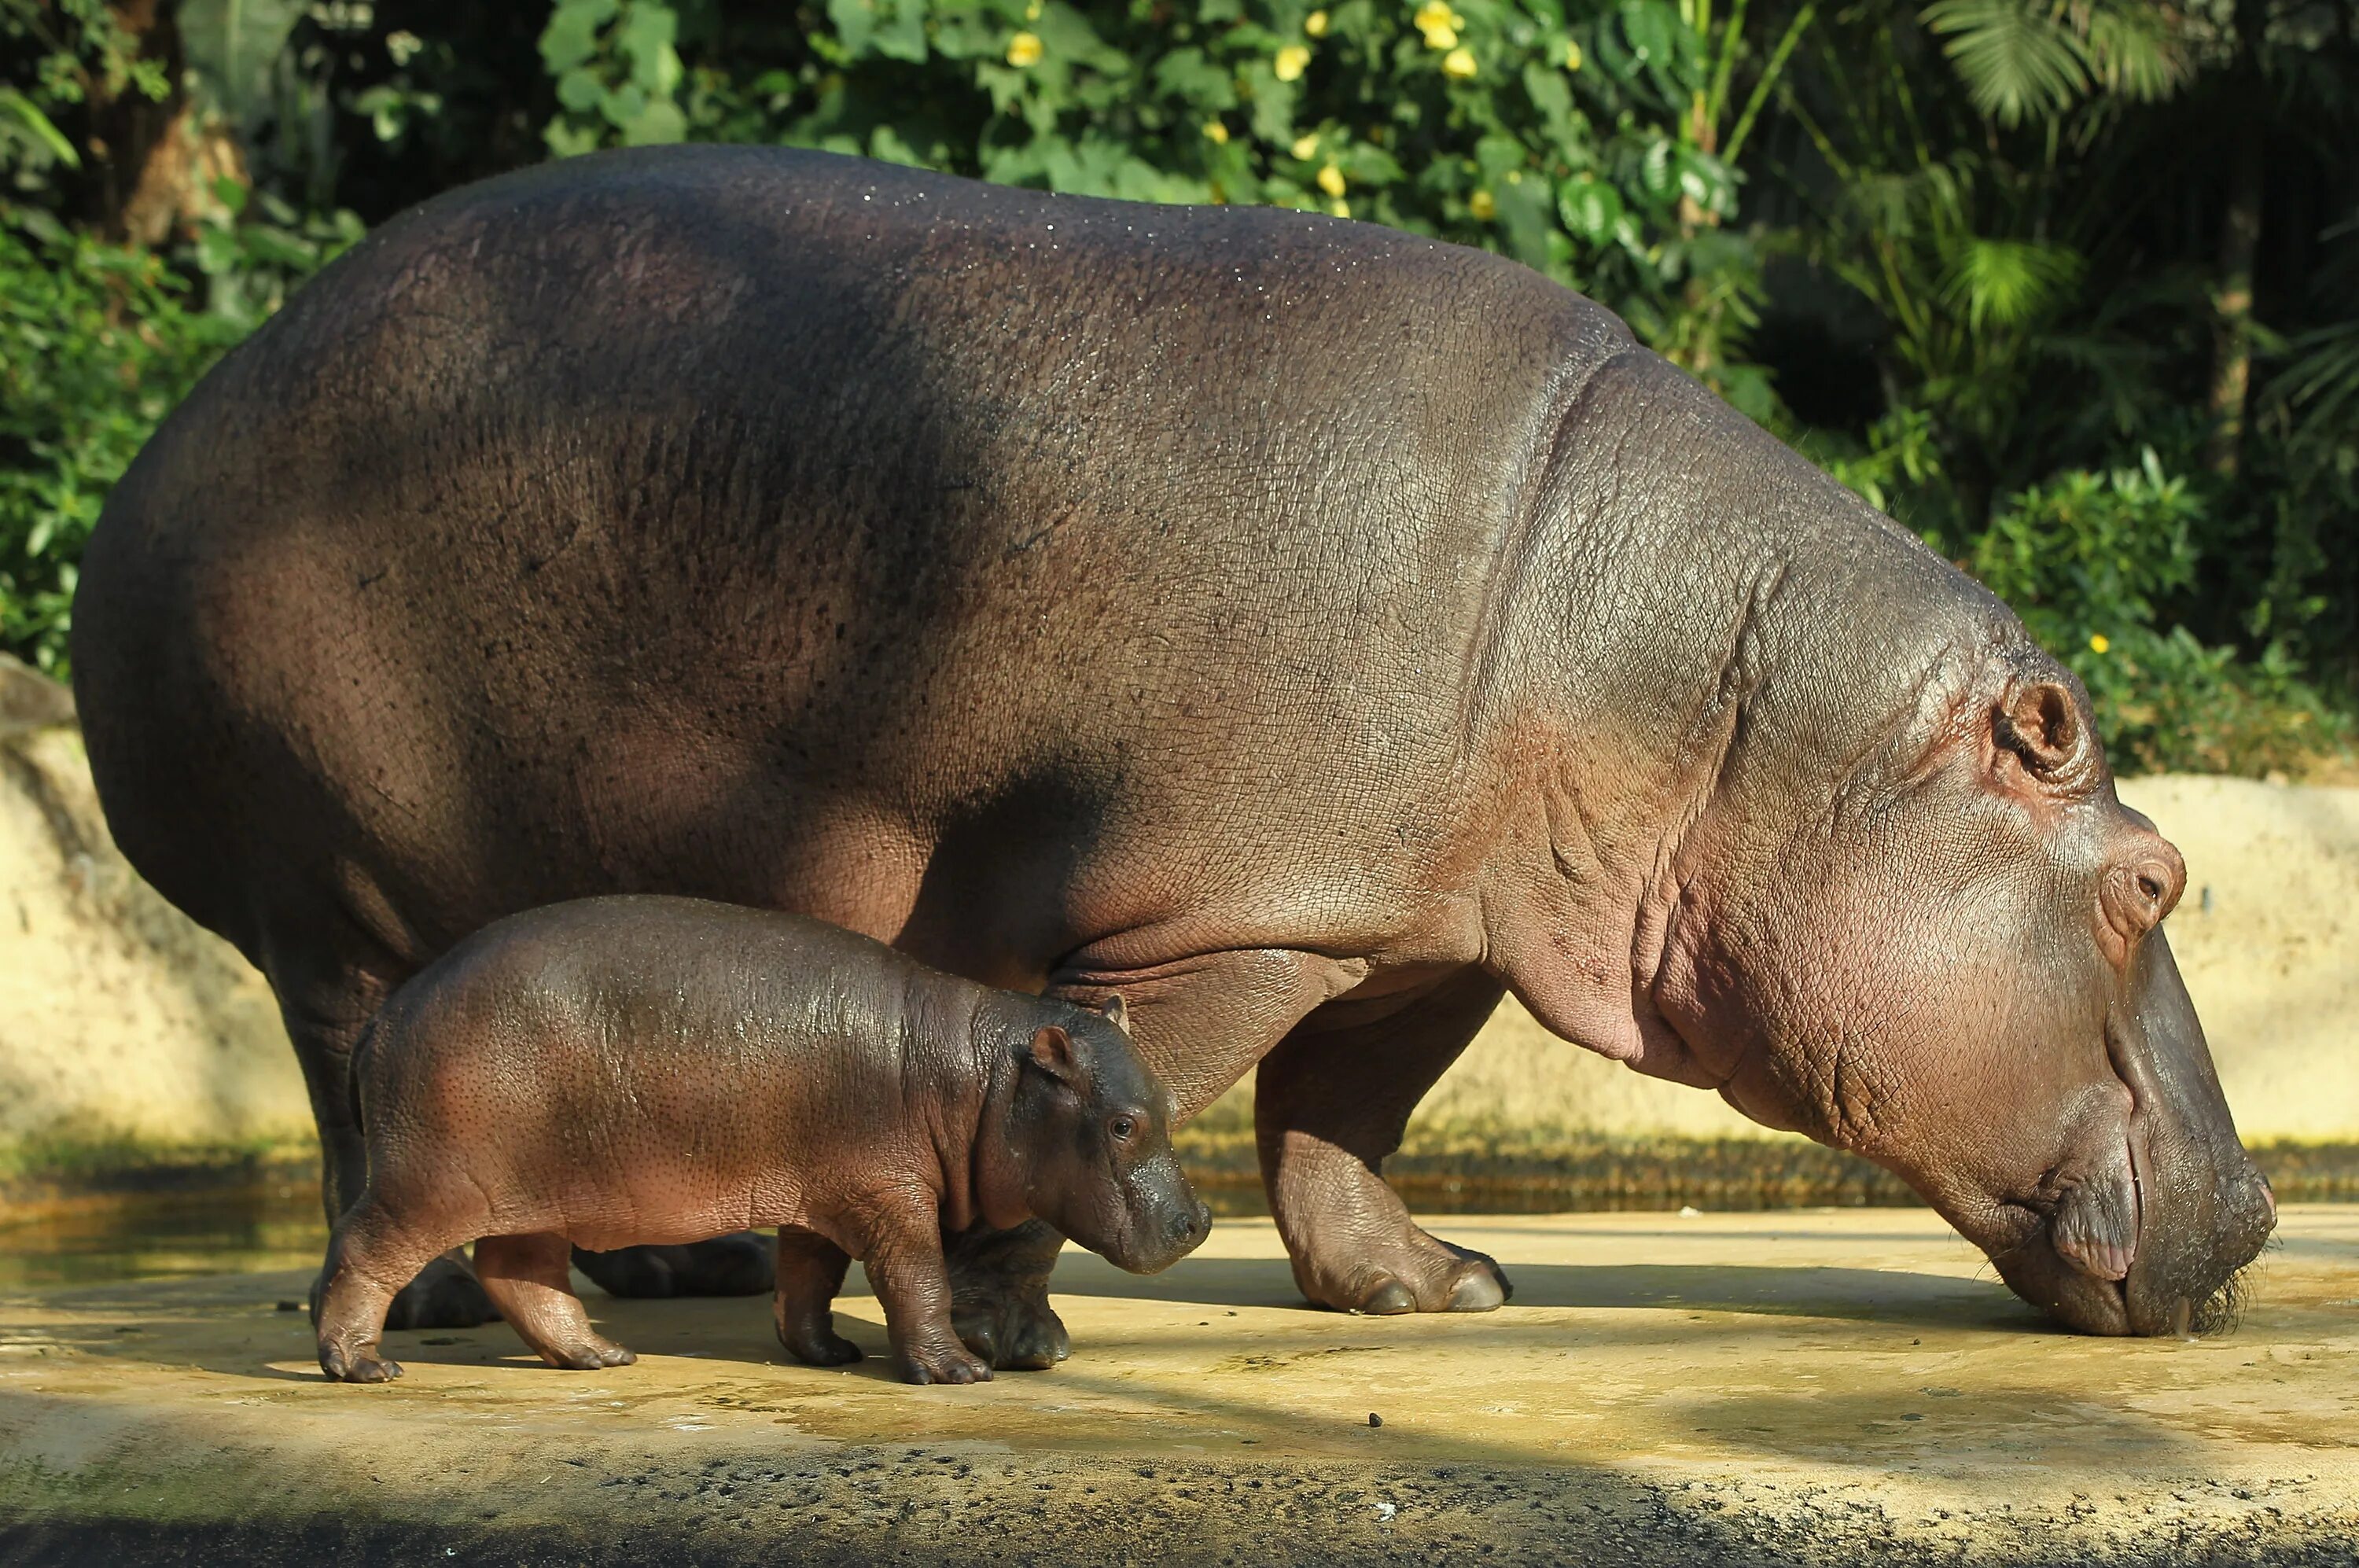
{"left": 314, "top": 895, "right": 1209, "bottom": 1386}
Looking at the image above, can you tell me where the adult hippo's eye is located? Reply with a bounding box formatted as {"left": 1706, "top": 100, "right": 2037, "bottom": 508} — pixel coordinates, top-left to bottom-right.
{"left": 1109, "top": 1116, "right": 1136, "bottom": 1143}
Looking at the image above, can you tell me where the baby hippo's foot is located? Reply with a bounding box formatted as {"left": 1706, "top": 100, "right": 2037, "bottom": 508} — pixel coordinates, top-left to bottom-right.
{"left": 896, "top": 1338, "right": 993, "bottom": 1386}
{"left": 319, "top": 1341, "right": 403, "bottom": 1383}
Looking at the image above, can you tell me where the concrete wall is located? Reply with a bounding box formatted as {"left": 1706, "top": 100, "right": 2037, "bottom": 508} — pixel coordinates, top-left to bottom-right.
{"left": 2, "top": 646, "right": 2353, "bottom": 1179}
{"left": 0, "top": 710, "right": 309, "bottom": 1171}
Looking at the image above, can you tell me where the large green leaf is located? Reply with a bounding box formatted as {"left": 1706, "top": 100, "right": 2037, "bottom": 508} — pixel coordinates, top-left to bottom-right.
{"left": 0, "top": 90, "right": 79, "bottom": 169}
{"left": 178, "top": 0, "right": 311, "bottom": 134}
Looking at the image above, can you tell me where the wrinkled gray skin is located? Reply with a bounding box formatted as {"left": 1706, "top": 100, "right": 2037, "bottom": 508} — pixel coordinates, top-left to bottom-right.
{"left": 315, "top": 895, "right": 1200, "bottom": 1386}
{"left": 73, "top": 146, "right": 2273, "bottom": 1353}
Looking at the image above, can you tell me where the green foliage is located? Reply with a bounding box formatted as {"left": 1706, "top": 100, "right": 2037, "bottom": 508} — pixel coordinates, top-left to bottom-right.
{"left": 177, "top": 0, "right": 311, "bottom": 136}
{"left": 1967, "top": 451, "right": 2344, "bottom": 775}
{"left": 0, "top": 190, "right": 355, "bottom": 673}
{"left": 0, "top": 211, "right": 227, "bottom": 672}
{"left": 1, "top": 0, "right": 171, "bottom": 195}
{"left": 532, "top": 0, "right": 1800, "bottom": 414}
{"left": 543, "top": 0, "right": 690, "bottom": 152}
{"left": 1920, "top": 0, "right": 2189, "bottom": 126}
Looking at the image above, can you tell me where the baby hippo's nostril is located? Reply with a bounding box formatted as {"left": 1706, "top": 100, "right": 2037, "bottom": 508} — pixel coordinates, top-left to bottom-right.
{"left": 1168, "top": 1201, "right": 1211, "bottom": 1247}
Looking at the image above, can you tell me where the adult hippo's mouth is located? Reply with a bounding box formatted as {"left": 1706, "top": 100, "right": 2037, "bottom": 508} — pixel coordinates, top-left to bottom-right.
{"left": 1987, "top": 939, "right": 2276, "bottom": 1337}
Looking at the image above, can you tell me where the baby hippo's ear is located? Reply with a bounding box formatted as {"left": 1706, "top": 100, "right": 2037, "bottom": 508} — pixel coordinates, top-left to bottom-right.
{"left": 1098, "top": 994, "right": 1130, "bottom": 1035}
{"left": 1028, "top": 1025, "right": 1082, "bottom": 1088}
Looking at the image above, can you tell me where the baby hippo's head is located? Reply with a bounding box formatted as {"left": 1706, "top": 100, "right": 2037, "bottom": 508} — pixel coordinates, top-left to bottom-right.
{"left": 999, "top": 996, "right": 1210, "bottom": 1275}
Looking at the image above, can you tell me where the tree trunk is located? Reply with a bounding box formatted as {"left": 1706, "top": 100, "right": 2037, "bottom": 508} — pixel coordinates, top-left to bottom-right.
{"left": 79, "top": 0, "right": 245, "bottom": 248}
{"left": 2204, "top": 6, "right": 2267, "bottom": 478}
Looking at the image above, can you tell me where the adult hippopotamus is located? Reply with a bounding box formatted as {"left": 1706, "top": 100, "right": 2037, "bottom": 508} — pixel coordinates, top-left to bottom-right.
{"left": 72, "top": 145, "right": 2273, "bottom": 1355}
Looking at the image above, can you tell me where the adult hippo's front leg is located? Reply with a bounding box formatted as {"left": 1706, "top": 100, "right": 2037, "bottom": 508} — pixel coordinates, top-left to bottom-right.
{"left": 1253, "top": 969, "right": 1513, "bottom": 1314}
{"left": 920, "top": 940, "right": 1499, "bottom": 1364}
{"left": 931, "top": 942, "right": 1368, "bottom": 1367}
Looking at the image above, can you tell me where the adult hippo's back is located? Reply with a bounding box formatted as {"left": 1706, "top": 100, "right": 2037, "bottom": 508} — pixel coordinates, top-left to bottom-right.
{"left": 74, "top": 145, "right": 2272, "bottom": 1350}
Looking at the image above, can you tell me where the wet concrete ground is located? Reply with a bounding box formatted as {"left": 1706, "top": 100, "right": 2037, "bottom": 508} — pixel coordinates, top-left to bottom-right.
{"left": 2, "top": 1206, "right": 2355, "bottom": 1566}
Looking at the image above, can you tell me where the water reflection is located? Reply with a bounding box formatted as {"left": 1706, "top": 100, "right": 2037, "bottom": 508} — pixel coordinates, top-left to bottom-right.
{"left": 0, "top": 1184, "right": 325, "bottom": 1288}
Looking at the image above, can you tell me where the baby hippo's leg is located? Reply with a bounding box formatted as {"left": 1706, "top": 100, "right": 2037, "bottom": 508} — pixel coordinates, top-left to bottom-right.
{"left": 317, "top": 1198, "right": 460, "bottom": 1382}
{"left": 862, "top": 1205, "right": 993, "bottom": 1386}
{"left": 774, "top": 1229, "right": 863, "bottom": 1367}
{"left": 473, "top": 1232, "right": 636, "bottom": 1371}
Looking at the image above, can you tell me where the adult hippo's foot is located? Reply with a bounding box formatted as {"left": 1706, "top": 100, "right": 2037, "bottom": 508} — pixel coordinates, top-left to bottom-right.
{"left": 1281, "top": 1185, "right": 1513, "bottom": 1315}
{"left": 1253, "top": 970, "right": 1516, "bottom": 1316}
{"left": 944, "top": 1220, "right": 1070, "bottom": 1370}
{"left": 572, "top": 1233, "right": 775, "bottom": 1299}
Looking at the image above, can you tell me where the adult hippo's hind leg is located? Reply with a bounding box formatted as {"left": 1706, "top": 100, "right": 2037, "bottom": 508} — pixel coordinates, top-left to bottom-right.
{"left": 1255, "top": 969, "right": 1513, "bottom": 1315}
{"left": 572, "top": 1235, "right": 775, "bottom": 1300}
{"left": 277, "top": 959, "right": 497, "bottom": 1331}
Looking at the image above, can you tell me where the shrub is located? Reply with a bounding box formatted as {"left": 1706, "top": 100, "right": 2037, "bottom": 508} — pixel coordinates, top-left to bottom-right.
{"left": 1968, "top": 451, "right": 2346, "bottom": 775}
{"left": 536, "top": 0, "right": 1796, "bottom": 415}
{"left": 0, "top": 194, "right": 356, "bottom": 675}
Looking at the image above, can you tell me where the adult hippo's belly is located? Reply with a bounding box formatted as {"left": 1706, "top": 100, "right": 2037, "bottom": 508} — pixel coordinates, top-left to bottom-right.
{"left": 72, "top": 146, "right": 2274, "bottom": 1353}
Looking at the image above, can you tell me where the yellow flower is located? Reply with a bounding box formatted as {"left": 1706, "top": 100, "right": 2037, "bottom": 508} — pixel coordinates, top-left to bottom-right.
{"left": 1316, "top": 163, "right": 1346, "bottom": 197}
{"left": 1412, "top": 1, "right": 1453, "bottom": 31}
{"left": 1291, "top": 132, "right": 1319, "bottom": 160}
{"left": 1006, "top": 31, "right": 1043, "bottom": 67}
{"left": 1305, "top": 9, "right": 1330, "bottom": 37}
{"left": 1025, "top": 0, "right": 1041, "bottom": 16}
{"left": 1443, "top": 45, "right": 1477, "bottom": 77}
{"left": 1204, "top": 120, "right": 1230, "bottom": 145}
{"left": 1469, "top": 189, "right": 1496, "bottom": 220}
{"left": 1275, "top": 43, "right": 1311, "bottom": 80}
{"left": 1565, "top": 39, "right": 1583, "bottom": 71}
{"left": 2089, "top": 634, "right": 2111, "bottom": 654}
{"left": 1329, "top": 198, "right": 1350, "bottom": 219}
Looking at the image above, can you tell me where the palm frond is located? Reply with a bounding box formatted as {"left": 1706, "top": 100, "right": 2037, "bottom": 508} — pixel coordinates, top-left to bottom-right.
{"left": 1941, "top": 237, "right": 2083, "bottom": 331}
{"left": 2083, "top": 2, "right": 2194, "bottom": 101}
{"left": 1920, "top": 0, "right": 2090, "bottom": 127}
{"left": 2270, "top": 321, "right": 2359, "bottom": 455}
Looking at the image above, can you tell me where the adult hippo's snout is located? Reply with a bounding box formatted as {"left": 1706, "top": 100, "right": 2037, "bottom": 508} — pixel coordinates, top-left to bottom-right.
{"left": 1997, "top": 934, "right": 2275, "bottom": 1336}
{"left": 1673, "top": 650, "right": 2275, "bottom": 1340}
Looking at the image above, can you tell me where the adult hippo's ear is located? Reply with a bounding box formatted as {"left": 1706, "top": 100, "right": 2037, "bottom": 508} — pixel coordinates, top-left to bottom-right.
{"left": 1993, "top": 679, "right": 2083, "bottom": 782}
{"left": 1028, "top": 1025, "right": 1084, "bottom": 1088}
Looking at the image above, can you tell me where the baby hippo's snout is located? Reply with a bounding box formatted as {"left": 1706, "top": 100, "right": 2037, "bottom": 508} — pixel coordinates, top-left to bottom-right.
{"left": 1171, "top": 1197, "right": 1213, "bottom": 1250}
{"left": 1117, "top": 1161, "right": 1213, "bottom": 1275}
{"left": 1010, "top": 1002, "right": 1213, "bottom": 1278}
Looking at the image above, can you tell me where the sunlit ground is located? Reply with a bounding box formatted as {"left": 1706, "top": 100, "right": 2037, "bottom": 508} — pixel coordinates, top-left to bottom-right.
{"left": 2, "top": 1204, "right": 2353, "bottom": 1565}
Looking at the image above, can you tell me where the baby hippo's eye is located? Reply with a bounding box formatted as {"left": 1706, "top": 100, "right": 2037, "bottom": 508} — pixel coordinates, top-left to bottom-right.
{"left": 1109, "top": 1115, "right": 1137, "bottom": 1143}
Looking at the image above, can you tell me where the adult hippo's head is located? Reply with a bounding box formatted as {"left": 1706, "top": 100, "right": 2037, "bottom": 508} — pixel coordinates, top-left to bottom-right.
{"left": 1649, "top": 630, "right": 2274, "bottom": 1336}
